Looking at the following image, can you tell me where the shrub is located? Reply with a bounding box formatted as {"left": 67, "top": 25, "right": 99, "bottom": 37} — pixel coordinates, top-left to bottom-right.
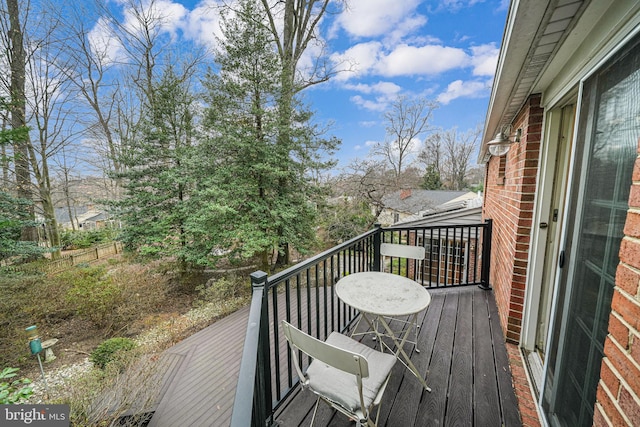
{"left": 60, "top": 229, "right": 117, "bottom": 250}
{"left": 90, "top": 338, "right": 137, "bottom": 370}
{"left": 62, "top": 267, "right": 123, "bottom": 327}
{"left": 195, "top": 276, "right": 250, "bottom": 305}
{"left": 0, "top": 367, "right": 33, "bottom": 404}
{"left": 58, "top": 352, "right": 163, "bottom": 426}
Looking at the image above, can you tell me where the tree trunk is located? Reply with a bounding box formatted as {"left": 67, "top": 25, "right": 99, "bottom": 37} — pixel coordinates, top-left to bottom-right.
{"left": 7, "top": 0, "right": 37, "bottom": 242}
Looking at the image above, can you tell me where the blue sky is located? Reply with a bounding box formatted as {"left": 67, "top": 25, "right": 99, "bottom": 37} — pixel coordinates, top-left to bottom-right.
{"left": 92, "top": 0, "right": 509, "bottom": 170}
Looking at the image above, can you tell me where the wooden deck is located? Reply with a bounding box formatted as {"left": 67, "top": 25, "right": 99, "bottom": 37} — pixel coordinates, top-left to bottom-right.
{"left": 147, "top": 286, "right": 520, "bottom": 426}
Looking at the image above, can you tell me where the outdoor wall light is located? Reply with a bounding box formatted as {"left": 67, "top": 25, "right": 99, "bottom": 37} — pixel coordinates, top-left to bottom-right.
{"left": 487, "top": 125, "right": 522, "bottom": 156}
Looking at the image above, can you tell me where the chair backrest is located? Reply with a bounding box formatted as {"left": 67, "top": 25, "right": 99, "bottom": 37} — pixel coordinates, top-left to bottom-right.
{"left": 380, "top": 243, "right": 425, "bottom": 260}
{"left": 281, "top": 321, "right": 369, "bottom": 379}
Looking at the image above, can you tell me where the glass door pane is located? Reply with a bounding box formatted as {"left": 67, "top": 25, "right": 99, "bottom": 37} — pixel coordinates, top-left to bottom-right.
{"left": 541, "top": 35, "right": 640, "bottom": 427}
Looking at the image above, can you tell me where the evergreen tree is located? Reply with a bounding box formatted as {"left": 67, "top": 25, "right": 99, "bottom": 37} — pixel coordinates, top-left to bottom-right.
{"left": 421, "top": 164, "right": 443, "bottom": 190}
{"left": 114, "top": 66, "right": 196, "bottom": 268}
{"left": 0, "top": 124, "right": 43, "bottom": 263}
{"left": 191, "top": 0, "right": 338, "bottom": 271}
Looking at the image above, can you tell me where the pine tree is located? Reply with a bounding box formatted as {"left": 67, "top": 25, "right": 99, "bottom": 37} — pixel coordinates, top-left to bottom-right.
{"left": 190, "top": 0, "right": 338, "bottom": 271}
{"left": 114, "top": 66, "right": 196, "bottom": 269}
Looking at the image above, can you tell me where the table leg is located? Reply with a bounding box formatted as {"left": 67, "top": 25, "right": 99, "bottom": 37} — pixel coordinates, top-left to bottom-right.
{"left": 377, "top": 316, "right": 431, "bottom": 392}
{"left": 349, "top": 313, "right": 385, "bottom": 351}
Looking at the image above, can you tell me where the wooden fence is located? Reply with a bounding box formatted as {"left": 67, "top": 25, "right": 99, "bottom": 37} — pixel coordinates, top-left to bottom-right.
{"left": 5, "top": 242, "right": 123, "bottom": 274}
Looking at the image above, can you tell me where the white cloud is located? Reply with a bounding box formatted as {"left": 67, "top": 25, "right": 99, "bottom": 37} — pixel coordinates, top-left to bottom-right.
{"left": 470, "top": 43, "right": 499, "bottom": 76}
{"left": 90, "top": 0, "right": 224, "bottom": 63}
{"left": 334, "top": 0, "right": 424, "bottom": 39}
{"left": 333, "top": 42, "right": 471, "bottom": 82}
{"left": 346, "top": 81, "right": 402, "bottom": 112}
{"left": 437, "top": 79, "right": 491, "bottom": 104}
{"left": 120, "top": 0, "right": 189, "bottom": 40}
{"left": 439, "top": 0, "right": 486, "bottom": 12}
{"left": 376, "top": 44, "right": 469, "bottom": 76}
{"left": 88, "top": 17, "right": 126, "bottom": 65}
{"left": 183, "top": 0, "right": 225, "bottom": 49}
{"left": 351, "top": 95, "right": 388, "bottom": 112}
{"left": 344, "top": 81, "right": 401, "bottom": 96}
{"left": 331, "top": 42, "right": 383, "bottom": 81}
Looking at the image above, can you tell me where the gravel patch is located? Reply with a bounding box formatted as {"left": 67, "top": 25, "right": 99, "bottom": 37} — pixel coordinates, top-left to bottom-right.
{"left": 28, "top": 358, "right": 93, "bottom": 404}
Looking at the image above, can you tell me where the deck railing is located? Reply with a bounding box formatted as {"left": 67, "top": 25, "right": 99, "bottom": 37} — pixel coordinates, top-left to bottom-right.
{"left": 230, "top": 220, "right": 492, "bottom": 427}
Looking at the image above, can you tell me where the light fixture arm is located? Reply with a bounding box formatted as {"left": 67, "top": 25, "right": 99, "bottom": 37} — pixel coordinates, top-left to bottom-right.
{"left": 487, "top": 125, "right": 521, "bottom": 156}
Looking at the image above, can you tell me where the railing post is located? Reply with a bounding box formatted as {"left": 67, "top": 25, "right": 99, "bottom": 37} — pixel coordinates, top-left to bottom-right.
{"left": 373, "top": 224, "right": 382, "bottom": 272}
{"left": 479, "top": 219, "right": 492, "bottom": 290}
{"left": 230, "top": 271, "right": 272, "bottom": 427}
{"left": 255, "top": 271, "right": 274, "bottom": 426}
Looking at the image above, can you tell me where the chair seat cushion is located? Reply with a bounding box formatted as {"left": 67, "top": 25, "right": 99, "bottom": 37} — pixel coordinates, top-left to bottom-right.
{"left": 306, "top": 332, "right": 396, "bottom": 412}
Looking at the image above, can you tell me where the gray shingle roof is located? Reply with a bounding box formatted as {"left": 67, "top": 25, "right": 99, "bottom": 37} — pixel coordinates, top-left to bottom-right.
{"left": 381, "top": 189, "right": 470, "bottom": 214}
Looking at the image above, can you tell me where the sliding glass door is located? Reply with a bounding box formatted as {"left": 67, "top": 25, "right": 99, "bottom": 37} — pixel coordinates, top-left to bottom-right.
{"left": 541, "top": 35, "right": 640, "bottom": 426}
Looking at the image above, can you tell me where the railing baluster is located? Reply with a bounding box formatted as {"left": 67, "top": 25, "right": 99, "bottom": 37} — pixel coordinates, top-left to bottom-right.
{"left": 272, "top": 284, "right": 281, "bottom": 400}
{"left": 232, "top": 222, "right": 493, "bottom": 426}
{"left": 285, "top": 279, "right": 292, "bottom": 389}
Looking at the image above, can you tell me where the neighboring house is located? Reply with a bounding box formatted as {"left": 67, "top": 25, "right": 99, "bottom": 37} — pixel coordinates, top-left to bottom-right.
{"left": 55, "top": 205, "right": 114, "bottom": 231}
{"left": 393, "top": 197, "right": 484, "bottom": 287}
{"left": 378, "top": 189, "right": 474, "bottom": 225}
{"left": 481, "top": 2, "right": 640, "bottom": 426}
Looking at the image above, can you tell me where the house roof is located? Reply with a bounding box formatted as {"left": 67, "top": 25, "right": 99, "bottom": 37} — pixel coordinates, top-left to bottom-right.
{"left": 479, "top": 0, "right": 592, "bottom": 162}
{"left": 52, "top": 206, "right": 107, "bottom": 224}
{"left": 393, "top": 195, "right": 483, "bottom": 227}
{"left": 381, "top": 189, "right": 472, "bottom": 215}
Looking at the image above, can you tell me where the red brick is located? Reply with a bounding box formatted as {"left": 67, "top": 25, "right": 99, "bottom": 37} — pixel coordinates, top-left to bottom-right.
{"left": 619, "top": 239, "right": 640, "bottom": 271}
{"left": 597, "top": 385, "right": 626, "bottom": 427}
{"left": 631, "top": 335, "right": 640, "bottom": 366}
{"left": 600, "top": 357, "right": 621, "bottom": 395}
{"left": 633, "top": 158, "right": 640, "bottom": 181}
{"left": 629, "top": 185, "right": 640, "bottom": 209}
{"left": 619, "top": 385, "right": 640, "bottom": 423}
{"left": 611, "top": 289, "right": 640, "bottom": 331}
{"left": 593, "top": 404, "right": 609, "bottom": 427}
{"left": 604, "top": 338, "right": 640, "bottom": 396}
{"left": 616, "top": 264, "right": 640, "bottom": 297}
{"left": 624, "top": 211, "right": 640, "bottom": 239}
{"left": 608, "top": 315, "right": 630, "bottom": 350}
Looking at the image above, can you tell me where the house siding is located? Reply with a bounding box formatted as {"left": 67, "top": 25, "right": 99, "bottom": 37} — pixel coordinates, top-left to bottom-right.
{"left": 483, "top": 94, "right": 542, "bottom": 343}
{"left": 594, "top": 137, "right": 640, "bottom": 426}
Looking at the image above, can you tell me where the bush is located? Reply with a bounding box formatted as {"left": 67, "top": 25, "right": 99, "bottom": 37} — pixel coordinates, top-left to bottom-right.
{"left": 0, "top": 367, "right": 33, "bottom": 404}
{"left": 195, "top": 276, "right": 250, "bottom": 305}
{"left": 90, "top": 338, "right": 137, "bottom": 370}
{"left": 60, "top": 229, "right": 117, "bottom": 250}
{"left": 62, "top": 267, "right": 123, "bottom": 328}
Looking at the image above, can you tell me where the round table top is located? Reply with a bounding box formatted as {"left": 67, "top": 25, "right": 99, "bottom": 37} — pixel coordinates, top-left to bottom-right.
{"left": 335, "top": 271, "right": 431, "bottom": 316}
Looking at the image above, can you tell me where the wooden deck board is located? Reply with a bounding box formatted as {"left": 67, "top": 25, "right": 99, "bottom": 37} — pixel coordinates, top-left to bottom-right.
{"left": 415, "top": 291, "right": 459, "bottom": 425}
{"left": 446, "top": 289, "right": 473, "bottom": 426}
{"left": 149, "top": 286, "right": 521, "bottom": 427}
{"left": 473, "top": 288, "right": 502, "bottom": 426}
{"left": 488, "top": 289, "right": 521, "bottom": 426}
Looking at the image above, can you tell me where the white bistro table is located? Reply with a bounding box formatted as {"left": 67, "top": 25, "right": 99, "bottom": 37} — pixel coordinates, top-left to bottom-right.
{"left": 335, "top": 271, "right": 432, "bottom": 391}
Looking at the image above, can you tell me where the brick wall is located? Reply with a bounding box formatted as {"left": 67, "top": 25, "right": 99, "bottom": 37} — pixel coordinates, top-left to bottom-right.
{"left": 483, "top": 94, "right": 542, "bottom": 343}
{"left": 594, "top": 138, "right": 640, "bottom": 425}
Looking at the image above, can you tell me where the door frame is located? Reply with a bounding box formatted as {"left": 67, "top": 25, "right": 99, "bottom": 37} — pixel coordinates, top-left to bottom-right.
{"left": 522, "top": 99, "right": 575, "bottom": 354}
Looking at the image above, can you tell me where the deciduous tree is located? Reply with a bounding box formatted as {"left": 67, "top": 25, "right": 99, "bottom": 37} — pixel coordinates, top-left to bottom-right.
{"left": 372, "top": 95, "right": 437, "bottom": 185}
{"left": 4, "top": 0, "right": 36, "bottom": 242}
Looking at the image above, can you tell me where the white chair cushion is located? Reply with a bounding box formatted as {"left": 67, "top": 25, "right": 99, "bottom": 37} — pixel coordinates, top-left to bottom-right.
{"left": 306, "top": 332, "right": 396, "bottom": 412}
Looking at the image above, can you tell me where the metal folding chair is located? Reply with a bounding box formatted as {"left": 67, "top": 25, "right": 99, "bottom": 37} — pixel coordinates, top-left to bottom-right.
{"left": 375, "top": 243, "right": 426, "bottom": 352}
{"left": 281, "top": 320, "right": 396, "bottom": 427}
